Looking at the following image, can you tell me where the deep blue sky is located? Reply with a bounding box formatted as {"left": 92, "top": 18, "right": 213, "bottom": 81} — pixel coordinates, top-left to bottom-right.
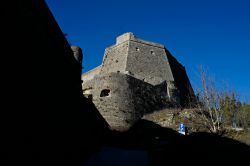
{"left": 46, "top": 0, "right": 250, "bottom": 101}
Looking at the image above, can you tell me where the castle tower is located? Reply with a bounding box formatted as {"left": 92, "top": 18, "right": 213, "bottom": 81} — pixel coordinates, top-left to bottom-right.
{"left": 82, "top": 32, "right": 196, "bottom": 131}
{"left": 100, "top": 32, "right": 174, "bottom": 85}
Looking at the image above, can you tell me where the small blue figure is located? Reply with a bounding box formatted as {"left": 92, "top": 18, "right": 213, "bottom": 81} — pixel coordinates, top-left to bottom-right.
{"left": 179, "top": 123, "right": 186, "bottom": 135}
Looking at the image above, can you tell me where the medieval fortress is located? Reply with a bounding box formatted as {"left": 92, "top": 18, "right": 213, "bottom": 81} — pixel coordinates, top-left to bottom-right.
{"left": 82, "top": 32, "right": 195, "bottom": 131}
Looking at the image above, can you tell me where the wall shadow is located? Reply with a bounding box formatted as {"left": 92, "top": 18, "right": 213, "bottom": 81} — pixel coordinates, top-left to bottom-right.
{"left": 3, "top": 1, "right": 109, "bottom": 165}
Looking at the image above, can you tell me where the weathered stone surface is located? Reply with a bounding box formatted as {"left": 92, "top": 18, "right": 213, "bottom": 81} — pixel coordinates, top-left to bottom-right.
{"left": 82, "top": 32, "right": 196, "bottom": 131}
{"left": 83, "top": 72, "right": 174, "bottom": 131}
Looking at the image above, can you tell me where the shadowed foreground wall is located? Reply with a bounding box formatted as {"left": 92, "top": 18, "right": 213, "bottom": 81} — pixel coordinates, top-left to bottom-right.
{"left": 3, "top": 0, "right": 109, "bottom": 165}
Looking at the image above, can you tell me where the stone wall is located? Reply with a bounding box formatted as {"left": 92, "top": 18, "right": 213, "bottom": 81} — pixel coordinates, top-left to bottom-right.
{"left": 126, "top": 40, "right": 174, "bottom": 85}
{"left": 81, "top": 66, "right": 101, "bottom": 83}
{"left": 100, "top": 43, "right": 129, "bottom": 74}
{"left": 82, "top": 72, "right": 173, "bottom": 131}
{"left": 128, "top": 77, "right": 172, "bottom": 114}
{"left": 165, "top": 49, "right": 196, "bottom": 106}
{"left": 99, "top": 32, "right": 175, "bottom": 86}
{"left": 81, "top": 32, "right": 196, "bottom": 130}
{"left": 83, "top": 73, "right": 135, "bottom": 131}
{"left": 82, "top": 32, "right": 195, "bottom": 107}
{"left": 116, "top": 32, "right": 135, "bottom": 44}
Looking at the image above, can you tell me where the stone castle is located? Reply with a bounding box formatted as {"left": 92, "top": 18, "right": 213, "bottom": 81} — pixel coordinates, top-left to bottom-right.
{"left": 81, "top": 32, "right": 196, "bottom": 131}
{"left": 7, "top": 2, "right": 250, "bottom": 165}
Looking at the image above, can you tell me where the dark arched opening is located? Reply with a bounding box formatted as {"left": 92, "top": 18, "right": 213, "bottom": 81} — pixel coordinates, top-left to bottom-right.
{"left": 100, "top": 89, "right": 110, "bottom": 97}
